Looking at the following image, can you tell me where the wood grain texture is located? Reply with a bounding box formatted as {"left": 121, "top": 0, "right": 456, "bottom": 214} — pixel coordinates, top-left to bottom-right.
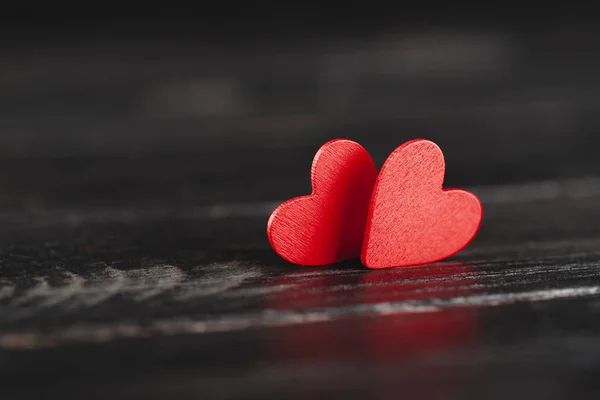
{"left": 362, "top": 139, "right": 482, "bottom": 269}
{"left": 2, "top": 183, "right": 600, "bottom": 399}
{"left": 267, "top": 139, "right": 377, "bottom": 266}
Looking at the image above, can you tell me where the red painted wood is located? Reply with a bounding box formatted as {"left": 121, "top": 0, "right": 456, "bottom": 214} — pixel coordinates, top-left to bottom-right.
{"left": 268, "top": 139, "right": 377, "bottom": 266}
{"left": 362, "top": 139, "right": 482, "bottom": 269}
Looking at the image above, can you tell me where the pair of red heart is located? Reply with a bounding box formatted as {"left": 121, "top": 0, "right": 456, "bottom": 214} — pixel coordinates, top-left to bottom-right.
{"left": 267, "top": 139, "right": 482, "bottom": 269}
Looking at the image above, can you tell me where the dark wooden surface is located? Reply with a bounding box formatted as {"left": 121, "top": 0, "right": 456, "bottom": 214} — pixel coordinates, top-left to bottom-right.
{"left": 2, "top": 164, "right": 600, "bottom": 399}
{"left": 2, "top": 20, "right": 600, "bottom": 399}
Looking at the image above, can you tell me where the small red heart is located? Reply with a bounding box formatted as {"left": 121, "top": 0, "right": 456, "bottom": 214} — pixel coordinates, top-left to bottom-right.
{"left": 361, "top": 139, "right": 482, "bottom": 269}
{"left": 268, "top": 139, "right": 377, "bottom": 266}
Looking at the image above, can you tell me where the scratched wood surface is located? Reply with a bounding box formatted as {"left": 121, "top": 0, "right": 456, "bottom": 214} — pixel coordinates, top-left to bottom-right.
{"left": 2, "top": 170, "right": 600, "bottom": 399}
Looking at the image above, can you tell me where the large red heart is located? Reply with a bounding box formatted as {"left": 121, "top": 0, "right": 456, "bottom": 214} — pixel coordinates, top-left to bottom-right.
{"left": 267, "top": 139, "right": 377, "bottom": 266}
{"left": 361, "top": 139, "right": 482, "bottom": 269}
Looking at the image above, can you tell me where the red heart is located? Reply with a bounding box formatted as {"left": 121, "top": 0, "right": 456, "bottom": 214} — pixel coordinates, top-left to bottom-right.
{"left": 361, "top": 139, "right": 482, "bottom": 269}
{"left": 267, "top": 139, "right": 377, "bottom": 266}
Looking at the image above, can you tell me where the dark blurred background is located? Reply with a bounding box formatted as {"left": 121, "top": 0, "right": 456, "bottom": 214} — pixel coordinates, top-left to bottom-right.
{"left": 6, "top": 9, "right": 600, "bottom": 400}
{"left": 0, "top": 10, "right": 599, "bottom": 211}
